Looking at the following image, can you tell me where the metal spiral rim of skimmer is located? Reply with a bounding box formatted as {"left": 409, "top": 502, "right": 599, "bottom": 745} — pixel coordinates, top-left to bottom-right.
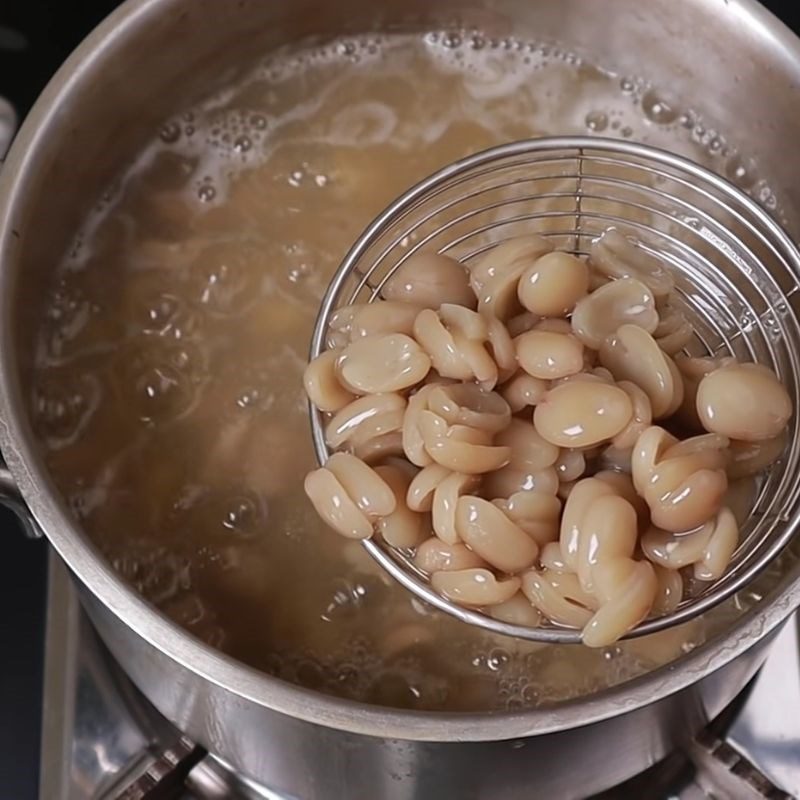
{"left": 309, "top": 135, "right": 800, "bottom": 643}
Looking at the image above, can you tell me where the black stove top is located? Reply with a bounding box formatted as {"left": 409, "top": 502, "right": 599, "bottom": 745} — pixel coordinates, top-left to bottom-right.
{"left": 1, "top": 2, "right": 799, "bottom": 798}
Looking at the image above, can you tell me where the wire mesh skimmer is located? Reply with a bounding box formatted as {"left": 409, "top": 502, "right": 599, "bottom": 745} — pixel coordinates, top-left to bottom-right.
{"left": 309, "top": 136, "right": 800, "bottom": 643}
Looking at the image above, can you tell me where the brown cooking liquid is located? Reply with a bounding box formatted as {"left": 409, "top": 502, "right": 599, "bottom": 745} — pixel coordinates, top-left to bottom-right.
{"left": 32, "top": 34, "right": 788, "bottom": 711}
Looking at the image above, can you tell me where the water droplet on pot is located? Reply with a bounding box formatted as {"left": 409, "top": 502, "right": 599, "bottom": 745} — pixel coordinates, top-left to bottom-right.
{"left": 585, "top": 110, "right": 609, "bottom": 132}
{"left": 641, "top": 89, "right": 679, "bottom": 124}
{"left": 197, "top": 184, "right": 216, "bottom": 202}
{"left": 233, "top": 135, "right": 252, "bottom": 153}
{"left": 159, "top": 121, "right": 181, "bottom": 143}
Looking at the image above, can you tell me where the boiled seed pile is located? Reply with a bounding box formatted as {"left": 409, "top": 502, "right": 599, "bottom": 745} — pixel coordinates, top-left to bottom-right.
{"left": 303, "top": 228, "right": 792, "bottom": 646}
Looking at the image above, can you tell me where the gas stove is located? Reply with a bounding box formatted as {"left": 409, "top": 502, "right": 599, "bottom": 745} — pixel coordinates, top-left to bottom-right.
{"left": 39, "top": 552, "right": 800, "bottom": 800}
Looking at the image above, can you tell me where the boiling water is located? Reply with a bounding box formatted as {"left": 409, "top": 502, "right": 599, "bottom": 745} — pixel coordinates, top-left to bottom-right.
{"left": 32, "top": 33, "right": 789, "bottom": 711}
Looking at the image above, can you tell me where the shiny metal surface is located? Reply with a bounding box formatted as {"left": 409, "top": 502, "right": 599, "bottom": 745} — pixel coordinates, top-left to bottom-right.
{"left": 310, "top": 136, "right": 800, "bottom": 643}
{"left": 41, "top": 551, "right": 799, "bottom": 799}
{"left": 39, "top": 553, "right": 182, "bottom": 800}
{"left": 0, "top": 97, "right": 15, "bottom": 160}
{"left": 0, "top": 0, "right": 799, "bottom": 797}
{"left": 727, "top": 613, "right": 800, "bottom": 797}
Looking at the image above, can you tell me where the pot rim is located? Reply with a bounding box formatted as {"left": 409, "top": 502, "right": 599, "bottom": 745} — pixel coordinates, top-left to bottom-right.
{"left": 1, "top": 0, "right": 799, "bottom": 743}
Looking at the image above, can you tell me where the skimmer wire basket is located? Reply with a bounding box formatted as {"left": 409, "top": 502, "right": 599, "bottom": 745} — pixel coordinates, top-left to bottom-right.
{"left": 309, "top": 136, "right": 800, "bottom": 643}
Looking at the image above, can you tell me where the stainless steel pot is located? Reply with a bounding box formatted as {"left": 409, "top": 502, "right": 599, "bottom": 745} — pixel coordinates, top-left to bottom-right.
{"left": 1, "top": 1, "right": 800, "bottom": 798}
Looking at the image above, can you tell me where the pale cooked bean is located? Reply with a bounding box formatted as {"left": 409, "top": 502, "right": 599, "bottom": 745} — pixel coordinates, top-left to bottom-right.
{"left": 576, "top": 494, "right": 638, "bottom": 593}
{"left": 592, "top": 366, "right": 615, "bottom": 383}
{"left": 414, "top": 306, "right": 499, "bottom": 390}
{"left": 406, "top": 463, "right": 451, "bottom": 512}
{"left": 482, "top": 465, "right": 559, "bottom": 499}
{"left": 599, "top": 325, "right": 683, "bottom": 419}
{"left": 696, "top": 362, "right": 792, "bottom": 441}
{"left": 641, "top": 523, "right": 712, "bottom": 569}
{"left": 485, "top": 316, "right": 517, "bottom": 382}
{"left": 693, "top": 507, "right": 738, "bottom": 581}
{"left": 496, "top": 417, "right": 560, "bottom": 472}
{"left": 559, "top": 477, "right": 617, "bottom": 571}
{"left": 516, "top": 330, "right": 585, "bottom": 380}
{"left": 454, "top": 336, "right": 500, "bottom": 391}
{"left": 643, "top": 506, "right": 738, "bottom": 582}
{"left": 326, "top": 452, "right": 397, "bottom": 518}
{"left": 507, "top": 311, "right": 540, "bottom": 337}
{"left": 418, "top": 410, "right": 511, "bottom": 473}
{"left": 554, "top": 449, "right": 586, "bottom": 483}
{"left": 337, "top": 333, "right": 430, "bottom": 393}
{"left": 493, "top": 490, "right": 562, "bottom": 546}
{"left": 439, "top": 303, "right": 487, "bottom": 339}
{"left": 557, "top": 479, "right": 578, "bottom": 501}
{"left": 590, "top": 228, "right": 674, "bottom": 297}
{"left": 521, "top": 570, "right": 594, "bottom": 628}
{"left": 304, "top": 467, "right": 373, "bottom": 539}
{"left": 590, "top": 556, "right": 647, "bottom": 609}
{"left": 469, "top": 234, "right": 553, "bottom": 320}
{"left": 725, "top": 476, "right": 758, "bottom": 527}
{"left": 499, "top": 371, "right": 549, "bottom": 412}
{"left": 612, "top": 380, "right": 653, "bottom": 450}
{"left": 355, "top": 431, "right": 405, "bottom": 463}
{"left": 455, "top": 496, "right": 539, "bottom": 573}
{"left": 593, "top": 469, "right": 649, "bottom": 529}
{"left": 382, "top": 251, "right": 475, "bottom": 309}
{"left": 674, "top": 354, "right": 732, "bottom": 430}
{"left": 662, "top": 432, "right": 729, "bottom": 459}
{"left": 325, "top": 392, "right": 406, "bottom": 449}
{"left": 552, "top": 372, "right": 605, "bottom": 390}
{"left": 652, "top": 566, "right": 684, "bottom": 615}
{"left": 414, "top": 537, "right": 486, "bottom": 572}
{"left": 571, "top": 277, "right": 658, "bottom": 349}
{"left": 432, "top": 568, "right": 521, "bottom": 606}
{"left": 534, "top": 381, "right": 633, "bottom": 448}
{"left": 727, "top": 432, "right": 787, "bottom": 479}
{"left": 427, "top": 384, "right": 511, "bottom": 433}
{"left": 487, "top": 592, "right": 543, "bottom": 627}
{"left": 403, "top": 383, "right": 441, "bottom": 467}
{"left": 413, "top": 309, "right": 480, "bottom": 383}
{"left": 631, "top": 425, "right": 677, "bottom": 494}
{"left": 589, "top": 268, "right": 611, "bottom": 292}
{"left": 348, "top": 301, "right": 424, "bottom": 339}
{"left": 326, "top": 304, "right": 358, "bottom": 348}
{"left": 597, "top": 444, "right": 633, "bottom": 474}
{"left": 517, "top": 251, "right": 589, "bottom": 317}
{"left": 539, "top": 541, "right": 572, "bottom": 573}
{"left": 676, "top": 353, "right": 733, "bottom": 381}
{"left": 546, "top": 568, "right": 599, "bottom": 610}
{"left": 582, "top": 559, "right": 657, "bottom": 647}
{"left": 583, "top": 346, "right": 599, "bottom": 370}
{"left": 534, "top": 318, "right": 573, "bottom": 334}
{"left": 375, "top": 464, "right": 430, "bottom": 548}
{"left": 652, "top": 303, "right": 693, "bottom": 354}
{"left": 303, "top": 349, "right": 355, "bottom": 412}
{"left": 553, "top": 367, "right": 615, "bottom": 389}
{"left": 635, "top": 428, "right": 728, "bottom": 532}
{"left": 432, "top": 471, "right": 480, "bottom": 544}
{"left": 650, "top": 457, "right": 727, "bottom": 532}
